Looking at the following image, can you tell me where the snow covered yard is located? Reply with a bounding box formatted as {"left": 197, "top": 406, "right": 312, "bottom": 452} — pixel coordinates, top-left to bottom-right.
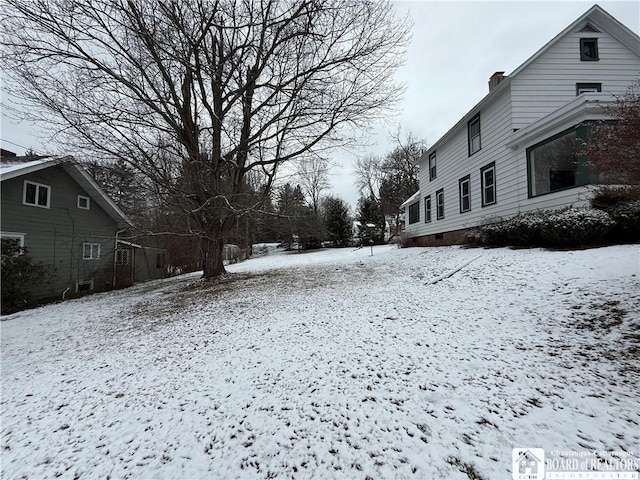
{"left": 1, "top": 244, "right": 639, "bottom": 479}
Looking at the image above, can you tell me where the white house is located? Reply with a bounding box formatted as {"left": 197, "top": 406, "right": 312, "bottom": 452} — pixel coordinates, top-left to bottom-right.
{"left": 401, "top": 5, "right": 640, "bottom": 246}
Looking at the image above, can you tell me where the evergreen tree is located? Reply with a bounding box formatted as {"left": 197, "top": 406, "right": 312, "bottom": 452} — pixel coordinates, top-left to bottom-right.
{"left": 322, "top": 196, "right": 352, "bottom": 247}
{"left": 356, "top": 195, "right": 386, "bottom": 244}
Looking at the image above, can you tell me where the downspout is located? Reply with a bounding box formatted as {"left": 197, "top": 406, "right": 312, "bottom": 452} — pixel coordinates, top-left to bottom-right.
{"left": 113, "top": 228, "right": 127, "bottom": 288}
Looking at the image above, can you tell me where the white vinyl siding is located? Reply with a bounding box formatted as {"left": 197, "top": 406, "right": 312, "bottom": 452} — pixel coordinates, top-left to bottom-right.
{"left": 511, "top": 30, "right": 640, "bottom": 130}
{"left": 402, "top": 11, "right": 639, "bottom": 242}
{"left": 405, "top": 87, "right": 513, "bottom": 238}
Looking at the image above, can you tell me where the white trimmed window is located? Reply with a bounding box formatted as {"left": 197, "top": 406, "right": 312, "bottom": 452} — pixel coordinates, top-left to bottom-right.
{"left": 77, "top": 195, "right": 90, "bottom": 210}
{"left": 1, "top": 232, "right": 25, "bottom": 247}
{"left": 23, "top": 180, "right": 51, "bottom": 208}
{"left": 83, "top": 243, "right": 101, "bottom": 260}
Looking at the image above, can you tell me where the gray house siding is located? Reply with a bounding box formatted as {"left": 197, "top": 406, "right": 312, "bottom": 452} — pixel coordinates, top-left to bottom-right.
{"left": 1, "top": 165, "right": 118, "bottom": 300}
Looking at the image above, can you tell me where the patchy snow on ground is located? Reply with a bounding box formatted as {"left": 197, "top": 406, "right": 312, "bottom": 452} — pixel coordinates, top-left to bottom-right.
{"left": 1, "top": 244, "right": 639, "bottom": 479}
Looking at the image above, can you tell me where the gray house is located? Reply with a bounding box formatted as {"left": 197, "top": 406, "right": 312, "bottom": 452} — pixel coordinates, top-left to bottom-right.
{"left": 1, "top": 155, "right": 130, "bottom": 301}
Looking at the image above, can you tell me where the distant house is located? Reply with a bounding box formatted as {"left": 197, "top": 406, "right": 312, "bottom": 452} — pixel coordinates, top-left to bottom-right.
{"left": 0, "top": 154, "right": 166, "bottom": 302}
{"left": 402, "top": 5, "right": 640, "bottom": 246}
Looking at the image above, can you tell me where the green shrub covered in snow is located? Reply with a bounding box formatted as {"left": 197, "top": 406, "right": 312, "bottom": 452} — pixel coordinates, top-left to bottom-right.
{"left": 466, "top": 207, "right": 615, "bottom": 247}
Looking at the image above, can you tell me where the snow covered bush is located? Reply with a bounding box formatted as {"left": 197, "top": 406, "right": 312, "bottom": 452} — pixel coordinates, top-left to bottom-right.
{"left": 466, "top": 207, "right": 615, "bottom": 247}
{"left": 591, "top": 186, "right": 640, "bottom": 243}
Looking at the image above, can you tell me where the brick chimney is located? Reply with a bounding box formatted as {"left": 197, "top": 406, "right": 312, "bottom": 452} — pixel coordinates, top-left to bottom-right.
{"left": 1, "top": 149, "right": 17, "bottom": 158}
{"left": 489, "top": 71, "right": 506, "bottom": 92}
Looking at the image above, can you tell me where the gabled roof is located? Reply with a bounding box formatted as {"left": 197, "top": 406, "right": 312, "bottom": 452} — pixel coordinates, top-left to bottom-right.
{"left": 510, "top": 4, "right": 640, "bottom": 78}
{"left": 0, "top": 155, "right": 131, "bottom": 227}
{"left": 421, "top": 4, "right": 640, "bottom": 161}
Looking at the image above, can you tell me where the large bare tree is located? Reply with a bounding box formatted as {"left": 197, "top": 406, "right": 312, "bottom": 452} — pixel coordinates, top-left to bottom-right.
{"left": 2, "top": 0, "right": 410, "bottom": 276}
{"left": 296, "top": 155, "right": 330, "bottom": 217}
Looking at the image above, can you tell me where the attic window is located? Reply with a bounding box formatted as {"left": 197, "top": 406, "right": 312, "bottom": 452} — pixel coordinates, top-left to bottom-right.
{"left": 580, "top": 38, "right": 598, "bottom": 61}
{"left": 77, "top": 195, "right": 90, "bottom": 210}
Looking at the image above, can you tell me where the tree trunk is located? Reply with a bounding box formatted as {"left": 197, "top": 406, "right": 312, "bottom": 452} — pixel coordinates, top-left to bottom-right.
{"left": 201, "top": 236, "right": 226, "bottom": 277}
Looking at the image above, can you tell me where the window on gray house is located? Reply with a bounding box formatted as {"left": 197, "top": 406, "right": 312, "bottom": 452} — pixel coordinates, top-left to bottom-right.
{"left": 23, "top": 180, "right": 50, "bottom": 208}
{"left": 83, "top": 243, "right": 101, "bottom": 260}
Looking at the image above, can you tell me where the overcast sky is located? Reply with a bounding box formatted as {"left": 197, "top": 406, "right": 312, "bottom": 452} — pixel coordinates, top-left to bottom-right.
{"left": 1, "top": 1, "right": 638, "bottom": 210}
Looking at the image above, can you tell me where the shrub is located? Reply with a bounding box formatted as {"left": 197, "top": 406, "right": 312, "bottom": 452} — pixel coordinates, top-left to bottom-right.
{"left": 1, "top": 239, "right": 50, "bottom": 314}
{"left": 591, "top": 186, "right": 640, "bottom": 242}
{"left": 466, "top": 207, "right": 615, "bottom": 248}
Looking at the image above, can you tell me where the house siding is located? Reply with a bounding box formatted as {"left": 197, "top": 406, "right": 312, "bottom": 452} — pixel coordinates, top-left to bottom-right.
{"left": 407, "top": 87, "right": 514, "bottom": 238}
{"left": 511, "top": 28, "right": 639, "bottom": 130}
{"left": 1, "top": 165, "right": 118, "bottom": 300}
{"left": 404, "top": 8, "right": 639, "bottom": 246}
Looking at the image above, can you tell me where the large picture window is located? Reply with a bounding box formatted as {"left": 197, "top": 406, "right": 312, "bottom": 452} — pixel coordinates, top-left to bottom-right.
{"left": 408, "top": 202, "right": 419, "bottom": 224}
{"left": 527, "top": 126, "right": 592, "bottom": 197}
